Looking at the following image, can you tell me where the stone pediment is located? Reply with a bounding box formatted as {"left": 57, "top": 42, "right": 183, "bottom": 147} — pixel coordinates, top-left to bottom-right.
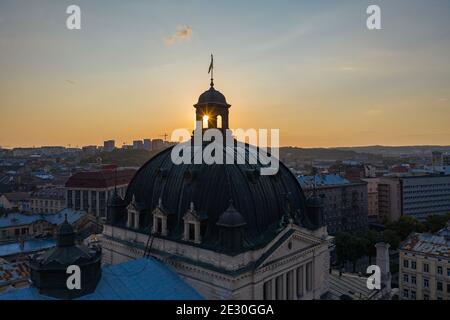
{"left": 256, "top": 226, "right": 323, "bottom": 269}
{"left": 152, "top": 206, "right": 169, "bottom": 216}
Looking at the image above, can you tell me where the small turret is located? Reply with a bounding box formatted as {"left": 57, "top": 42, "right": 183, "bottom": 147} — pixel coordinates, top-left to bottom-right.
{"left": 216, "top": 200, "right": 246, "bottom": 254}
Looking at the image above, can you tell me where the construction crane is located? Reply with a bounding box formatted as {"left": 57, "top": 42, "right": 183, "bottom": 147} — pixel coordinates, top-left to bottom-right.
{"left": 159, "top": 133, "right": 169, "bottom": 142}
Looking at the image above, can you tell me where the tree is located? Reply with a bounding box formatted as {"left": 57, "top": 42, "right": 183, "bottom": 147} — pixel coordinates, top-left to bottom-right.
{"left": 425, "top": 214, "right": 450, "bottom": 233}
{"left": 383, "top": 229, "right": 401, "bottom": 250}
{"left": 386, "top": 216, "right": 425, "bottom": 240}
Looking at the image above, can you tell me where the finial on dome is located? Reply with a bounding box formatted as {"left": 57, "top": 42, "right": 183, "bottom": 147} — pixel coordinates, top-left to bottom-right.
{"left": 158, "top": 197, "right": 163, "bottom": 208}
{"left": 190, "top": 201, "right": 195, "bottom": 211}
{"left": 208, "top": 54, "right": 214, "bottom": 88}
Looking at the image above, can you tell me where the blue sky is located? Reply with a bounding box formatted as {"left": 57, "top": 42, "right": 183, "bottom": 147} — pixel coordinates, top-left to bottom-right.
{"left": 0, "top": 0, "right": 449, "bottom": 147}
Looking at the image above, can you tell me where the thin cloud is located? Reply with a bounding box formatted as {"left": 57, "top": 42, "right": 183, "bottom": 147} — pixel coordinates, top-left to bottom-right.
{"left": 164, "top": 25, "right": 193, "bottom": 45}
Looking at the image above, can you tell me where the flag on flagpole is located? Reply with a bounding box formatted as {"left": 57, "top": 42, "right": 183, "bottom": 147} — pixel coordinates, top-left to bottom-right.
{"left": 208, "top": 54, "right": 213, "bottom": 74}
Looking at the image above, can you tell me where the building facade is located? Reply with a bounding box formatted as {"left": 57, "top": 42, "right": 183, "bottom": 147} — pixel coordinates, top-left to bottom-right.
{"left": 362, "top": 178, "right": 379, "bottom": 221}
{"left": 399, "top": 226, "right": 450, "bottom": 300}
{"left": 378, "top": 177, "right": 402, "bottom": 222}
{"left": 401, "top": 175, "right": 450, "bottom": 221}
{"left": 30, "top": 187, "right": 65, "bottom": 214}
{"left": 298, "top": 174, "right": 368, "bottom": 235}
{"left": 103, "top": 140, "right": 115, "bottom": 152}
{"left": 65, "top": 168, "right": 136, "bottom": 218}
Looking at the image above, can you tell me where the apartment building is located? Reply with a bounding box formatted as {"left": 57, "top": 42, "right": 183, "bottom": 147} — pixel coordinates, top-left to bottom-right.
{"left": 399, "top": 225, "right": 450, "bottom": 300}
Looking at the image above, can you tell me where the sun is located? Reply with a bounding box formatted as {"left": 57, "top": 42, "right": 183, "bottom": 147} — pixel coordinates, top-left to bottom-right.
{"left": 202, "top": 115, "right": 209, "bottom": 128}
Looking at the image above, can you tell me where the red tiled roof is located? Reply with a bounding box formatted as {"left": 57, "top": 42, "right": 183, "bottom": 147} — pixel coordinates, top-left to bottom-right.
{"left": 65, "top": 169, "right": 136, "bottom": 189}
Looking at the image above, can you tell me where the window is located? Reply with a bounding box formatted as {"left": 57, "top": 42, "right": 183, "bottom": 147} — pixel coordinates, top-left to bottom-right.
{"left": 411, "top": 276, "right": 416, "bottom": 285}
{"left": 423, "top": 278, "right": 429, "bottom": 288}
{"left": 403, "top": 260, "right": 409, "bottom": 268}
{"left": 437, "top": 266, "right": 443, "bottom": 275}
{"left": 403, "top": 289, "right": 409, "bottom": 298}
{"left": 188, "top": 223, "right": 196, "bottom": 241}
{"left": 411, "top": 261, "right": 416, "bottom": 269}
{"left": 447, "top": 268, "right": 450, "bottom": 277}
{"left": 424, "top": 294, "right": 429, "bottom": 300}
{"left": 423, "top": 263, "right": 429, "bottom": 273}
{"left": 447, "top": 284, "right": 450, "bottom": 293}
{"left": 14, "top": 229, "right": 20, "bottom": 236}
{"left": 437, "top": 282, "right": 443, "bottom": 291}
{"left": 297, "top": 266, "right": 304, "bottom": 298}
{"left": 411, "top": 290, "right": 416, "bottom": 300}
{"left": 403, "top": 274, "right": 409, "bottom": 283}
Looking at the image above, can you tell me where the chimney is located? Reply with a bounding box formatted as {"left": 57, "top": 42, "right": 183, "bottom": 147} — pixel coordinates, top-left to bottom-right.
{"left": 375, "top": 242, "right": 391, "bottom": 293}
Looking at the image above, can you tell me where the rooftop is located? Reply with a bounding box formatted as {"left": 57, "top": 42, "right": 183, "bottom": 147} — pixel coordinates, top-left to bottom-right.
{"left": 401, "top": 231, "right": 450, "bottom": 258}
{"left": 0, "top": 208, "right": 87, "bottom": 229}
{"left": 0, "top": 260, "right": 29, "bottom": 288}
{"left": 0, "top": 258, "right": 203, "bottom": 300}
{"left": 65, "top": 168, "right": 136, "bottom": 189}
{"left": 298, "top": 174, "right": 351, "bottom": 189}
{"left": 326, "top": 269, "right": 379, "bottom": 300}
{"left": 0, "top": 238, "right": 56, "bottom": 258}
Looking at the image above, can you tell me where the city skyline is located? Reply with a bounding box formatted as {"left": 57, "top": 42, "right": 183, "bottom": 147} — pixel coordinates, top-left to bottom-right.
{"left": 1, "top": 0, "right": 450, "bottom": 148}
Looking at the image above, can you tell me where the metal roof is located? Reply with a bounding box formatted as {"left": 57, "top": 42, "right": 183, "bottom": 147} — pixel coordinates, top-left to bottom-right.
{"left": 298, "top": 174, "right": 351, "bottom": 188}
{"left": 0, "top": 209, "right": 86, "bottom": 229}
{"left": 0, "top": 258, "right": 203, "bottom": 300}
{"left": 0, "top": 238, "right": 56, "bottom": 257}
{"left": 401, "top": 232, "right": 450, "bottom": 258}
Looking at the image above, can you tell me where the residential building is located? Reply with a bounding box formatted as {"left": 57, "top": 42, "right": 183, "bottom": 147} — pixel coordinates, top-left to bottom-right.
{"left": 103, "top": 140, "right": 115, "bottom": 152}
{"left": 432, "top": 151, "right": 444, "bottom": 167}
{"left": 133, "top": 140, "right": 144, "bottom": 150}
{"left": 65, "top": 168, "right": 136, "bottom": 218}
{"left": 143, "top": 139, "right": 152, "bottom": 151}
{"left": 30, "top": 187, "right": 65, "bottom": 214}
{"left": 0, "top": 193, "right": 31, "bottom": 212}
{"left": 0, "top": 209, "right": 87, "bottom": 242}
{"left": 399, "top": 225, "right": 450, "bottom": 300}
{"left": 362, "top": 178, "right": 379, "bottom": 221}
{"left": 378, "top": 177, "right": 402, "bottom": 222}
{"left": 152, "top": 139, "right": 165, "bottom": 151}
{"left": 298, "top": 174, "right": 368, "bottom": 235}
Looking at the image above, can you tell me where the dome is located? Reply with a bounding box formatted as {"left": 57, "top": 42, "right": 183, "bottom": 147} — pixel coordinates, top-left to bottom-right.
{"left": 195, "top": 87, "right": 230, "bottom": 107}
{"left": 117, "top": 140, "right": 317, "bottom": 251}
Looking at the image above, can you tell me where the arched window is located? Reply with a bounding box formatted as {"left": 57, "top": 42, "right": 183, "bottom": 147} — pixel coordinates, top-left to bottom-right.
{"left": 217, "top": 115, "right": 223, "bottom": 129}
{"left": 202, "top": 115, "right": 209, "bottom": 129}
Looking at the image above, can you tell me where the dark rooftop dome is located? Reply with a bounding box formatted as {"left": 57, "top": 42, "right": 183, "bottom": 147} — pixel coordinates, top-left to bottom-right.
{"left": 111, "top": 140, "right": 318, "bottom": 252}
{"left": 29, "top": 219, "right": 102, "bottom": 299}
{"left": 195, "top": 86, "right": 230, "bottom": 107}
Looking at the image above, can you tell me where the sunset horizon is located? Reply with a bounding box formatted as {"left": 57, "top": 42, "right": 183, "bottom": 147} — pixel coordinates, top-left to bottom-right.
{"left": 1, "top": 0, "right": 450, "bottom": 149}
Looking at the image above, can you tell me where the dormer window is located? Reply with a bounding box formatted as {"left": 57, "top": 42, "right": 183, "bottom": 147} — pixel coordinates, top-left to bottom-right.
{"left": 152, "top": 198, "right": 168, "bottom": 236}
{"left": 182, "top": 202, "right": 205, "bottom": 244}
{"left": 126, "top": 195, "right": 140, "bottom": 230}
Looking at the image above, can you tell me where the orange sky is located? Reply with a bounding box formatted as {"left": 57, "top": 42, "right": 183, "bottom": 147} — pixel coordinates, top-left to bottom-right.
{"left": 1, "top": 1, "right": 449, "bottom": 148}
